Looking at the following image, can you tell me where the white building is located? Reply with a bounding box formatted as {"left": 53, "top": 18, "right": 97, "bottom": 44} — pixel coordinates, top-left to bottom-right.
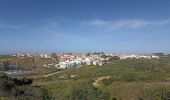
{"left": 98, "top": 62, "right": 103, "bottom": 66}
{"left": 151, "top": 55, "right": 159, "bottom": 59}
{"left": 58, "top": 62, "right": 68, "bottom": 69}
{"left": 93, "top": 61, "right": 97, "bottom": 65}
{"left": 84, "top": 58, "right": 91, "bottom": 65}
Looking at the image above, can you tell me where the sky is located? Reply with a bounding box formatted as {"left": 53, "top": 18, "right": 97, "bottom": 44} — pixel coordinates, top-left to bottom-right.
{"left": 0, "top": 0, "right": 170, "bottom": 54}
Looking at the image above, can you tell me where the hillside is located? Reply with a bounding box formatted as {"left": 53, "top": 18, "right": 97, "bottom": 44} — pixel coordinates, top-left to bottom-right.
{"left": 1, "top": 57, "right": 170, "bottom": 99}
{"left": 0, "top": 57, "right": 56, "bottom": 75}
{"left": 33, "top": 57, "right": 170, "bottom": 100}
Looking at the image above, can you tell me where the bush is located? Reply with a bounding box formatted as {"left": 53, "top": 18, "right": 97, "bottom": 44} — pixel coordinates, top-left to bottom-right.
{"left": 40, "top": 87, "right": 53, "bottom": 100}
{"left": 0, "top": 73, "right": 33, "bottom": 92}
{"left": 0, "top": 73, "right": 15, "bottom": 92}
{"left": 0, "top": 73, "right": 47, "bottom": 99}
{"left": 123, "top": 73, "right": 138, "bottom": 82}
{"left": 102, "top": 77, "right": 116, "bottom": 86}
{"left": 13, "top": 78, "right": 33, "bottom": 86}
{"left": 146, "top": 87, "right": 170, "bottom": 100}
{"left": 0, "top": 73, "right": 8, "bottom": 79}
{"left": 68, "top": 82, "right": 111, "bottom": 100}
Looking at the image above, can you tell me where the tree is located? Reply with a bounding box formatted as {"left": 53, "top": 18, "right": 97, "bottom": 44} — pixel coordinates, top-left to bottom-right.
{"left": 86, "top": 52, "right": 91, "bottom": 56}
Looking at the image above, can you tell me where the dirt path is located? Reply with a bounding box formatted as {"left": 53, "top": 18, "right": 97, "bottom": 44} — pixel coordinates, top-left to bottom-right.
{"left": 29, "top": 65, "right": 86, "bottom": 79}
{"left": 92, "top": 76, "right": 111, "bottom": 87}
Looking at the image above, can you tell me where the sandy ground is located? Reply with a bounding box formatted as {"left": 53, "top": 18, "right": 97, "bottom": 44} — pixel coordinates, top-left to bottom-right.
{"left": 92, "top": 76, "right": 111, "bottom": 87}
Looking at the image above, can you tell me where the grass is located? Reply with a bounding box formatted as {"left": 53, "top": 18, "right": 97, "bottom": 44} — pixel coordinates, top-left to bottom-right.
{"left": 145, "top": 86, "right": 170, "bottom": 100}
{"left": 102, "top": 82, "right": 170, "bottom": 100}
{"left": 34, "top": 57, "right": 170, "bottom": 100}
{"left": 50, "top": 57, "right": 170, "bottom": 82}
{"left": 41, "top": 80, "right": 87, "bottom": 98}
{"left": 41, "top": 79, "right": 111, "bottom": 100}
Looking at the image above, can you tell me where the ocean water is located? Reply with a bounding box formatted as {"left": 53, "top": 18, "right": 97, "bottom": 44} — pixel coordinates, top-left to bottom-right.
{"left": 0, "top": 69, "right": 33, "bottom": 75}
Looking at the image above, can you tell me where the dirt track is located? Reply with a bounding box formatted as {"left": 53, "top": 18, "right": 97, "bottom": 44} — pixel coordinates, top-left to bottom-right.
{"left": 92, "top": 76, "right": 111, "bottom": 87}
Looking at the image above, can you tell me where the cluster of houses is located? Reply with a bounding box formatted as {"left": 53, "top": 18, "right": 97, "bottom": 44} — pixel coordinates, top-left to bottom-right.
{"left": 10, "top": 52, "right": 163, "bottom": 69}
{"left": 47, "top": 53, "right": 162, "bottom": 69}
{"left": 44, "top": 53, "right": 105, "bottom": 69}
{"left": 11, "top": 53, "right": 51, "bottom": 58}
{"left": 45, "top": 53, "right": 161, "bottom": 69}
{"left": 119, "top": 54, "right": 159, "bottom": 59}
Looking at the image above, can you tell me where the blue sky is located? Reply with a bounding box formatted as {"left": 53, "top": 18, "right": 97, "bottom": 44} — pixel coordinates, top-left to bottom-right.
{"left": 0, "top": 0, "right": 170, "bottom": 54}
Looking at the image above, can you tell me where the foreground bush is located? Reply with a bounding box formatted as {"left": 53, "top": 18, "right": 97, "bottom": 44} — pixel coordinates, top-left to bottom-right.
{"left": 0, "top": 73, "right": 33, "bottom": 92}
{"left": 0, "top": 73, "right": 15, "bottom": 92}
{"left": 146, "top": 87, "right": 170, "bottom": 100}
{"left": 69, "top": 82, "right": 110, "bottom": 100}
{"left": 102, "top": 77, "right": 118, "bottom": 86}
{"left": 44, "top": 80, "right": 113, "bottom": 100}
{"left": 0, "top": 72, "right": 51, "bottom": 100}
{"left": 13, "top": 77, "right": 33, "bottom": 86}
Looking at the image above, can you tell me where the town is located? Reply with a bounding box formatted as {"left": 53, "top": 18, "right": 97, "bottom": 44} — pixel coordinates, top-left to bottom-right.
{"left": 1, "top": 0, "right": 170, "bottom": 99}
{"left": 3, "top": 52, "right": 165, "bottom": 69}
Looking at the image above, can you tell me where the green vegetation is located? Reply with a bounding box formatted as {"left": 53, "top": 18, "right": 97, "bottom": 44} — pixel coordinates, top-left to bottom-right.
{"left": 0, "top": 73, "right": 33, "bottom": 91}
{"left": 37, "top": 57, "right": 170, "bottom": 100}
{"left": 42, "top": 80, "right": 112, "bottom": 100}
{"left": 102, "top": 76, "right": 119, "bottom": 86}
{"left": 51, "top": 55, "right": 60, "bottom": 64}
{"left": 57, "top": 57, "right": 170, "bottom": 82}
{"left": 0, "top": 73, "right": 15, "bottom": 92}
{"left": 1, "top": 57, "right": 170, "bottom": 99}
{"left": 108, "top": 56, "right": 120, "bottom": 61}
{"left": 69, "top": 84, "right": 109, "bottom": 100}
{"left": 0, "top": 72, "right": 51, "bottom": 100}
{"left": 144, "top": 87, "right": 170, "bottom": 100}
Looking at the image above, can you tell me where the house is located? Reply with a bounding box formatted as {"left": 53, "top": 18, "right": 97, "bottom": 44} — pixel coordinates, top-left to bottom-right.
{"left": 151, "top": 55, "right": 159, "bottom": 59}
{"left": 84, "top": 58, "right": 91, "bottom": 65}
{"left": 58, "top": 62, "right": 68, "bottom": 69}
{"left": 98, "top": 62, "right": 103, "bottom": 66}
{"left": 93, "top": 61, "right": 97, "bottom": 65}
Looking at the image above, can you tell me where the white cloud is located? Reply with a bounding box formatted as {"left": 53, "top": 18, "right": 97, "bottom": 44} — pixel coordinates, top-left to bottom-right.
{"left": 82, "top": 19, "right": 170, "bottom": 30}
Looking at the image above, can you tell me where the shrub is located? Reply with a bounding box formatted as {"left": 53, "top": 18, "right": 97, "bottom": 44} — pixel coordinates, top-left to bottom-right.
{"left": 0, "top": 73, "right": 33, "bottom": 92}
{"left": 146, "top": 87, "right": 170, "bottom": 100}
{"left": 0, "top": 73, "right": 53, "bottom": 99}
{"left": 40, "top": 88, "right": 53, "bottom": 100}
{"left": 13, "top": 78, "right": 33, "bottom": 86}
{"left": 0, "top": 73, "right": 8, "bottom": 79}
{"left": 0, "top": 73, "right": 15, "bottom": 92}
{"left": 102, "top": 77, "right": 118, "bottom": 86}
{"left": 123, "top": 74, "right": 138, "bottom": 82}
{"left": 68, "top": 82, "right": 111, "bottom": 100}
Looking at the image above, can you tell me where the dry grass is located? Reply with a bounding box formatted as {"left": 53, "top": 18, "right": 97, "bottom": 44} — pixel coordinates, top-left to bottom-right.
{"left": 103, "top": 82, "right": 170, "bottom": 100}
